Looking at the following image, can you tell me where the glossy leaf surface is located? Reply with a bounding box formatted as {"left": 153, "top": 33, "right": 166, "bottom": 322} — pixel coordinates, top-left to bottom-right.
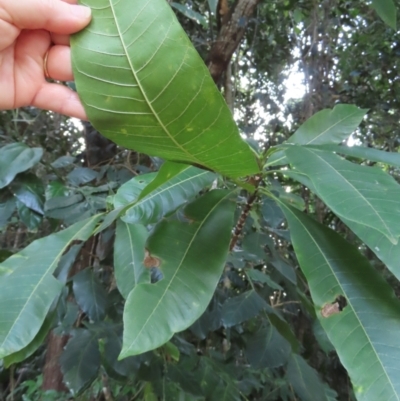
{"left": 73, "top": 268, "right": 109, "bottom": 321}
{"left": 67, "top": 167, "right": 98, "bottom": 186}
{"left": 114, "top": 174, "right": 155, "bottom": 209}
{"left": 120, "top": 190, "right": 235, "bottom": 357}
{"left": 266, "top": 105, "right": 367, "bottom": 166}
{"left": 114, "top": 221, "right": 150, "bottom": 299}
{"left": 286, "top": 354, "right": 329, "bottom": 401}
{"left": 115, "top": 164, "right": 215, "bottom": 225}
{"left": 340, "top": 217, "right": 400, "bottom": 282}
{"left": 72, "top": 0, "right": 259, "bottom": 178}
{"left": 285, "top": 146, "right": 400, "bottom": 244}
{"left": 281, "top": 165, "right": 400, "bottom": 285}
{"left": 246, "top": 269, "right": 283, "bottom": 290}
{"left": 0, "top": 143, "right": 43, "bottom": 189}
{"left": 3, "top": 312, "right": 54, "bottom": 368}
{"left": 246, "top": 324, "right": 291, "bottom": 369}
{"left": 309, "top": 143, "right": 400, "bottom": 169}
{"left": 11, "top": 174, "right": 44, "bottom": 215}
{"left": 16, "top": 202, "right": 42, "bottom": 231}
{"left": 0, "top": 215, "right": 101, "bottom": 358}
{"left": 221, "top": 290, "right": 267, "bottom": 327}
{"left": 0, "top": 195, "right": 15, "bottom": 228}
{"left": 60, "top": 329, "right": 101, "bottom": 394}
{"left": 288, "top": 104, "right": 367, "bottom": 145}
{"left": 282, "top": 203, "right": 400, "bottom": 401}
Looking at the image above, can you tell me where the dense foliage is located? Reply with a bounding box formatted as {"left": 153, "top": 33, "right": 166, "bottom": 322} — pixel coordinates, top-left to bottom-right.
{"left": 1, "top": 0, "right": 400, "bottom": 400}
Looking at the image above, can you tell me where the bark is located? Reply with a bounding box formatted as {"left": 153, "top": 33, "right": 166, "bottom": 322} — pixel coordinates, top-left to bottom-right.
{"left": 41, "top": 332, "right": 69, "bottom": 392}
{"left": 207, "top": 0, "right": 261, "bottom": 84}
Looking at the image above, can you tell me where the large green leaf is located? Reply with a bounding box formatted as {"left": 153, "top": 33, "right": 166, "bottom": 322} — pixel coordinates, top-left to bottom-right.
{"left": 139, "top": 161, "right": 214, "bottom": 200}
{"left": 262, "top": 197, "right": 285, "bottom": 229}
{"left": 3, "top": 311, "right": 55, "bottom": 368}
{"left": 11, "top": 174, "right": 45, "bottom": 215}
{"left": 120, "top": 190, "right": 235, "bottom": 357}
{"left": 0, "top": 215, "right": 101, "bottom": 358}
{"left": 246, "top": 269, "right": 283, "bottom": 291}
{"left": 113, "top": 173, "right": 155, "bottom": 208}
{"left": 0, "top": 143, "right": 43, "bottom": 189}
{"left": 266, "top": 105, "right": 367, "bottom": 166}
{"left": 60, "top": 329, "right": 101, "bottom": 394}
{"left": 287, "top": 104, "right": 367, "bottom": 145}
{"left": 245, "top": 324, "right": 291, "bottom": 369}
{"left": 309, "top": 143, "right": 400, "bottom": 169}
{"left": 101, "top": 323, "right": 141, "bottom": 378}
{"left": 198, "top": 358, "right": 241, "bottom": 401}
{"left": 285, "top": 146, "right": 400, "bottom": 244}
{"left": 67, "top": 167, "right": 98, "bottom": 186}
{"left": 16, "top": 201, "right": 42, "bottom": 231}
{"left": 190, "top": 298, "right": 222, "bottom": 339}
{"left": 115, "top": 164, "right": 215, "bottom": 225}
{"left": 286, "top": 354, "right": 329, "bottom": 401}
{"left": 72, "top": 0, "right": 259, "bottom": 178}
{"left": 286, "top": 145, "right": 400, "bottom": 282}
{"left": 340, "top": 217, "right": 400, "bottom": 282}
{"left": 168, "top": 360, "right": 204, "bottom": 396}
{"left": 221, "top": 290, "right": 268, "bottom": 327}
{"left": 72, "top": 268, "right": 109, "bottom": 321}
{"left": 281, "top": 203, "right": 400, "bottom": 401}
{"left": 55, "top": 244, "right": 83, "bottom": 284}
{"left": 0, "top": 195, "right": 16, "bottom": 228}
{"left": 371, "top": 0, "right": 396, "bottom": 29}
{"left": 114, "top": 220, "right": 150, "bottom": 299}
{"left": 281, "top": 166, "right": 400, "bottom": 284}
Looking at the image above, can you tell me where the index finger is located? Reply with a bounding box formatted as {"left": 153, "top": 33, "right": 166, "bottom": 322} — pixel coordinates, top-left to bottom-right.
{"left": 0, "top": 0, "right": 92, "bottom": 34}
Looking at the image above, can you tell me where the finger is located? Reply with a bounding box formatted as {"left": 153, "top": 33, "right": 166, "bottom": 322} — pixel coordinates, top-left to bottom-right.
{"left": 32, "top": 82, "right": 88, "bottom": 120}
{"left": 51, "top": 33, "right": 70, "bottom": 46}
{"left": 14, "top": 30, "right": 51, "bottom": 91}
{"left": 0, "top": 0, "right": 92, "bottom": 34}
{"left": 46, "top": 45, "right": 74, "bottom": 81}
{"left": 17, "top": 29, "right": 51, "bottom": 56}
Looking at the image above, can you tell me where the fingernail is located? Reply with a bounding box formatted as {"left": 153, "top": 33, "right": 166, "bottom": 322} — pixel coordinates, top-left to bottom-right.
{"left": 72, "top": 5, "right": 92, "bottom": 19}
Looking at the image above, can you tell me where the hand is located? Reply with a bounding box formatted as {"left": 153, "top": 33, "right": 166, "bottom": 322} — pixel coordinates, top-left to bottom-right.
{"left": 0, "top": 0, "right": 91, "bottom": 119}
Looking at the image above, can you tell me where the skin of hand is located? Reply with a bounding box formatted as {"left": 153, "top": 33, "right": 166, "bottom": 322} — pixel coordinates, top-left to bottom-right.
{"left": 0, "top": 0, "right": 91, "bottom": 119}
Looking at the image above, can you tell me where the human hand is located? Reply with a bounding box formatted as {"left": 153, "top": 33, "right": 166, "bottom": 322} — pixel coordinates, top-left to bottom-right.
{"left": 0, "top": 0, "right": 91, "bottom": 119}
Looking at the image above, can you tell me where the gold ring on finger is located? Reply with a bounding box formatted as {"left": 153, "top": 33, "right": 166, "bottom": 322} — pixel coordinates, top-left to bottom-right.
{"left": 43, "top": 50, "right": 50, "bottom": 79}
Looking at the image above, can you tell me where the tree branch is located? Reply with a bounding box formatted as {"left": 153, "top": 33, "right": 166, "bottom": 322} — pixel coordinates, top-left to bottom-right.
{"left": 207, "top": 0, "right": 261, "bottom": 84}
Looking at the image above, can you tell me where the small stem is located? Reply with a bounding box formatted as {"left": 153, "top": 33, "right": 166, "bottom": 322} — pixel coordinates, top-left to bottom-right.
{"left": 229, "top": 175, "right": 262, "bottom": 251}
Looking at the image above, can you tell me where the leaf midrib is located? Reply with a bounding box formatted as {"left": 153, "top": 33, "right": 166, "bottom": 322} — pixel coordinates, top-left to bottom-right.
{"left": 124, "top": 191, "right": 232, "bottom": 353}
{"left": 306, "top": 109, "right": 361, "bottom": 145}
{"left": 307, "top": 148, "right": 395, "bottom": 243}
{"left": 0, "top": 217, "right": 99, "bottom": 354}
{"left": 282, "top": 202, "right": 399, "bottom": 400}
{"left": 128, "top": 170, "right": 211, "bottom": 217}
{"left": 109, "top": 0, "right": 204, "bottom": 165}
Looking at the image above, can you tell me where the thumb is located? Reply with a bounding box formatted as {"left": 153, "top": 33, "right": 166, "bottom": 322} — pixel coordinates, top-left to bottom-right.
{"left": 2, "top": 0, "right": 92, "bottom": 34}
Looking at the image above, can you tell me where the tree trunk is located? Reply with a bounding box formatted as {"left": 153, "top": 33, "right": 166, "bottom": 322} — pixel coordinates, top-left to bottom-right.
{"left": 41, "top": 332, "right": 69, "bottom": 392}
{"left": 207, "top": 0, "right": 261, "bottom": 84}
